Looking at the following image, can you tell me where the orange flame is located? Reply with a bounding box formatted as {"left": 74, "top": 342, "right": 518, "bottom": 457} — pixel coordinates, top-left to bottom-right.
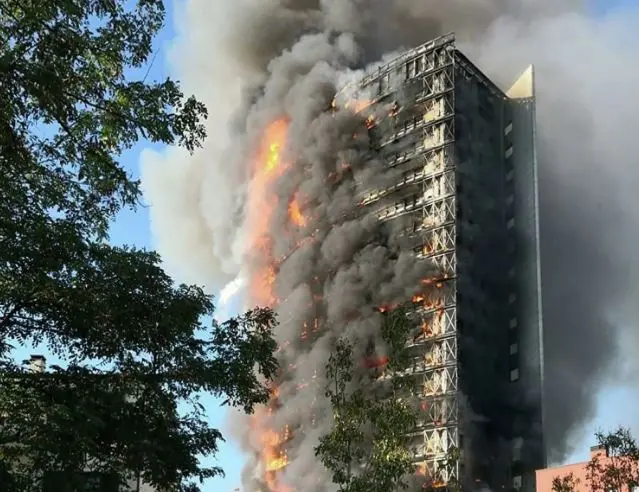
{"left": 345, "top": 99, "right": 373, "bottom": 113}
{"left": 262, "top": 428, "right": 290, "bottom": 472}
{"left": 266, "top": 455, "right": 289, "bottom": 472}
{"left": 363, "top": 355, "right": 390, "bottom": 369}
{"left": 288, "top": 198, "right": 306, "bottom": 227}
{"left": 378, "top": 302, "right": 399, "bottom": 313}
{"left": 246, "top": 119, "right": 292, "bottom": 492}
{"left": 247, "top": 119, "right": 289, "bottom": 307}
{"left": 365, "top": 115, "right": 376, "bottom": 129}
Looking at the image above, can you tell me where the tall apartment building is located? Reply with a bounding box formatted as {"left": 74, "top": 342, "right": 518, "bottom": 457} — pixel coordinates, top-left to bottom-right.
{"left": 358, "top": 34, "right": 545, "bottom": 491}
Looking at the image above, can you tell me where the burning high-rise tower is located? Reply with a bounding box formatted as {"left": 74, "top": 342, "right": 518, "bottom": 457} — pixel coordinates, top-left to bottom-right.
{"left": 350, "top": 34, "right": 545, "bottom": 491}
{"left": 241, "top": 33, "right": 544, "bottom": 492}
{"left": 143, "top": 3, "right": 639, "bottom": 491}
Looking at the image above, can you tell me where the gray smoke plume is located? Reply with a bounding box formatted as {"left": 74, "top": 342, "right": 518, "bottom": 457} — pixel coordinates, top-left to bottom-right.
{"left": 140, "top": 0, "right": 639, "bottom": 486}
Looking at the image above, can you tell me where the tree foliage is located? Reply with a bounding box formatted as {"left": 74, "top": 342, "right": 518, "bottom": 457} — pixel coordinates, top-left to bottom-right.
{"left": 585, "top": 428, "right": 639, "bottom": 491}
{"left": 551, "top": 473, "right": 580, "bottom": 492}
{"left": 0, "top": 1, "right": 277, "bottom": 490}
{"left": 315, "top": 307, "right": 418, "bottom": 492}
{"left": 551, "top": 427, "right": 639, "bottom": 492}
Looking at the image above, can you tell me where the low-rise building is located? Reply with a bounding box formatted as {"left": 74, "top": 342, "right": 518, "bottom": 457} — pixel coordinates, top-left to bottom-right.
{"left": 536, "top": 445, "right": 639, "bottom": 492}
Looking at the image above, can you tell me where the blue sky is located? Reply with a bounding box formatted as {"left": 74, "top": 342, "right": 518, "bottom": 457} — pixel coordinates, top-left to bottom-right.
{"left": 11, "top": 0, "right": 637, "bottom": 490}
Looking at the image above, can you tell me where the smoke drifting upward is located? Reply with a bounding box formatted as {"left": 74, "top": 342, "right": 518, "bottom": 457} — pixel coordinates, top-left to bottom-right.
{"left": 140, "top": 0, "right": 639, "bottom": 484}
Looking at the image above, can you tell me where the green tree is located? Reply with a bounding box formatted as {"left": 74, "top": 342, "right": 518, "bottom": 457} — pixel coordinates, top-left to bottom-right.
{"left": 585, "top": 427, "right": 639, "bottom": 492}
{"left": 551, "top": 473, "right": 580, "bottom": 492}
{"left": 315, "top": 307, "right": 417, "bottom": 492}
{"left": 551, "top": 427, "right": 639, "bottom": 492}
{"left": 0, "top": 1, "right": 277, "bottom": 490}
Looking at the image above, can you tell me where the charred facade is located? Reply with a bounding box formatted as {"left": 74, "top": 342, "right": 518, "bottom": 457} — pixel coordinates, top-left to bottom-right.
{"left": 357, "top": 34, "right": 545, "bottom": 492}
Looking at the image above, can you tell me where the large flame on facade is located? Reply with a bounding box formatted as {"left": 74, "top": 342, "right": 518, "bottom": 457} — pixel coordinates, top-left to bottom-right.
{"left": 247, "top": 119, "right": 288, "bottom": 308}
{"left": 239, "top": 75, "right": 463, "bottom": 487}
{"left": 244, "top": 94, "right": 409, "bottom": 488}
{"left": 246, "top": 119, "right": 292, "bottom": 491}
{"left": 245, "top": 102, "right": 372, "bottom": 489}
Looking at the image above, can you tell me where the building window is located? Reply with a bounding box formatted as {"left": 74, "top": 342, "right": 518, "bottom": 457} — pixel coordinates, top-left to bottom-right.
{"left": 507, "top": 217, "right": 515, "bottom": 229}
{"left": 509, "top": 317, "right": 518, "bottom": 329}
{"left": 506, "top": 169, "right": 514, "bottom": 182}
{"left": 513, "top": 475, "right": 522, "bottom": 489}
{"left": 505, "top": 146, "right": 513, "bottom": 159}
{"left": 406, "top": 57, "right": 423, "bottom": 79}
{"left": 506, "top": 194, "right": 514, "bottom": 206}
{"left": 510, "top": 368, "right": 520, "bottom": 382}
{"left": 508, "top": 267, "right": 516, "bottom": 278}
{"left": 509, "top": 293, "right": 517, "bottom": 304}
{"left": 510, "top": 343, "right": 518, "bottom": 355}
{"left": 513, "top": 437, "right": 523, "bottom": 461}
{"left": 505, "top": 122, "right": 513, "bottom": 136}
{"left": 379, "top": 73, "right": 391, "bottom": 94}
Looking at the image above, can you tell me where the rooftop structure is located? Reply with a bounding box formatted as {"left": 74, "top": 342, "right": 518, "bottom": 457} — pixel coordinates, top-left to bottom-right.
{"left": 356, "top": 33, "right": 545, "bottom": 491}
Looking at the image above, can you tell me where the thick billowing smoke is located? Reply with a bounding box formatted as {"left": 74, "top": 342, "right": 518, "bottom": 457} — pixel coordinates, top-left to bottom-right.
{"left": 140, "top": 0, "right": 639, "bottom": 486}
{"left": 467, "top": 15, "right": 639, "bottom": 461}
